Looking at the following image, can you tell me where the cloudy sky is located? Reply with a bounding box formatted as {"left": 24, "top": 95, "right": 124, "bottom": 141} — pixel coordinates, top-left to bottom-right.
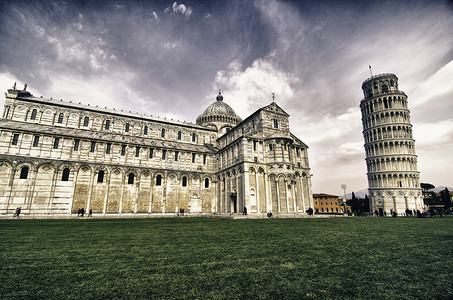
{"left": 1, "top": 0, "right": 452, "bottom": 195}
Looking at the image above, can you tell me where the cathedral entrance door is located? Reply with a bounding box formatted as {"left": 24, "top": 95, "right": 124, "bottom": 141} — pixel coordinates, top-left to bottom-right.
{"left": 231, "top": 195, "right": 237, "bottom": 213}
{"left": 190, "top": 194, "right": 200, "bottom": 213}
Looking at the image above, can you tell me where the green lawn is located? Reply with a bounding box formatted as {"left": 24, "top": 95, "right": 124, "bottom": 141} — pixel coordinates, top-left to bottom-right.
{"left": 1, "top": 217, "right": 452, "bottom": 299}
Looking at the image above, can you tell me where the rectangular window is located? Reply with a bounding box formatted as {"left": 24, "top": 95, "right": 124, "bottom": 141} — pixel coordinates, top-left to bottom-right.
{"left": 297, "top": 162, "right": 301, "bottom": 168}
{"left": 73, "top": 139, "right": 79, "bottom": 151}
{"left": 128, "top": 173, "right": 134, "bottom": 184}
{"left": 20, "top": 167, "right": 29, "bottom": 179}
{"left": 162, "top": 149, "right": 166, "bottom": 160}
{"left": 74, "top": 140, "right": 80, "bottom": 151}
{"left": 3, "top": 106, "right": 10, "bottom": 118}
{"left": 144, "top": 125, "right": 148, "bottom": 135}
{"left": 31, "top": 109, "right": 37, "bottom": 120}
{"left": 273, "top": 119, "right": 278, "bottom": 128}
{"left": 33, "top": 136, "right": 40, "bottom": 147}
{"left": 12, "top": 133, "right": 19, "bottom": 145}
{"left": 125, "top": 123, "right": 130, "bottom": 133}
{"left": 97, "top": 170, "right": 104, "bottom": 183}
{"left": 106, "top": 143, "right": 111, "bottom": 154}
{"left": 178, "top": 131, "right": 182, "bottom": 140}
{"left": 135, "top": 147, "right": 140, "bottom": 157}
{"left": 175, "top": 151, "right": 179, "bottom": 161}
{"left": 296, "top": 148, "right": 300, "bottom": 157}
{"left": 57, "top": 113, "right": 64, "bottom": 124}
{"left": 83, "top": 117, "right": 89, "bottom": 126}
{"left": 90, "top": 141, "right": 96, "bottom": 152}
{"left": 53, "top": 137, "right": 60, "bottom": 149}
{"left": 192, "top": 133, "right": 196, "bottom": 142}
{"left": 105, "top": 120, "right": 110, "bottom": 130}
{"left": 254, "top": 156, "right": 258, "bottom": 162}
{"left": 253, "top": 141, "right": 256, "bottom": 151}
{"left": 149, "top": 148, "right": 154, "bottom": 158}
{"left": 203, "top": 154, "right": 207, "bottom": 164}
{"left": 192, "top": 153, "right": 196, "bottom": 163}
{"left": 121, "top": 145, "right": 126, "bottom": 156}
{"left": 161, "top": 128, "right": 165, "bottom": 138}
{"left": 269, "top": 144, "right": 273, "bottom": 151}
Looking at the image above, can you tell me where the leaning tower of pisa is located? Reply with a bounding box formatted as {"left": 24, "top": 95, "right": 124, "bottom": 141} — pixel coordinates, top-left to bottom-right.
{"left": 360, "top": 73, "right": 423, "bottom": 215}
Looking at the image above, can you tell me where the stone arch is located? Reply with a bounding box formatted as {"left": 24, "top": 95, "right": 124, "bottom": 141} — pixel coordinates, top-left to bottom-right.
{"left": 191, "top": 175, "right": 200, "bottom": 184}
{"left": 122, "top": 169, "right": 139, "bottom": 213}
{"left": 105, "top": 168, "right": 123, "bottom": 213}
{"left": 30, "top": 164, "right": 55, "bottom": 210}
{"left": 167, "top": 173, "right": 178, "bottom": 185}
{"left": 0, "top": 161, "right": 13, "bottom": 206}
{"left": 141, "top": 170, "right": 151, "bottom": 178}
{"left": 72, "top": 165, "right": 93, "bottom": 213}
{"left": 92, "top": 117, "right": 103, "bottom": 131}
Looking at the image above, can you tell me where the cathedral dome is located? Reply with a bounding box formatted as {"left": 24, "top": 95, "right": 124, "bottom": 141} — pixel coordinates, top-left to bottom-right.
{"left": 196, "top": 92, "right": 241, "bottom": 127}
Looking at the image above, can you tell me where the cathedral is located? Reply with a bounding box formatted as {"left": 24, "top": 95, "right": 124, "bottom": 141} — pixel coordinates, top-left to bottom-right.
{"left": 0, "top": 85, "right": 313, "bottom": 216}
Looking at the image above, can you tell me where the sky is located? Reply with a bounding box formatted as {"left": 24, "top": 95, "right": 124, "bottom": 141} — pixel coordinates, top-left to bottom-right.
{"left": 1, "top": 0, "right": 452, "bottom": 196}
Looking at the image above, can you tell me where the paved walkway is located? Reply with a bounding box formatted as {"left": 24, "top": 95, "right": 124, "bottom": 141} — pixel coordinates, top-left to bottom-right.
{"left": 0, "top": 213, "right": 347, "bottom": 220}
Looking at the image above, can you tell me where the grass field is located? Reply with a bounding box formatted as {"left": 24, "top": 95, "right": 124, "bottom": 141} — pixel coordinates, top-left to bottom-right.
{"left": 1, "top": 217, "right": 452, "bottom": 299}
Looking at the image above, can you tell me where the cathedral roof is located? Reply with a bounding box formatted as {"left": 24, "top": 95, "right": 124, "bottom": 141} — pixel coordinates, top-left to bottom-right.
{"left": 196, "top": 92, "right": 241, "bottom": 126}
{"left": 199, "top": 92, "right": 239, "bottom": 118}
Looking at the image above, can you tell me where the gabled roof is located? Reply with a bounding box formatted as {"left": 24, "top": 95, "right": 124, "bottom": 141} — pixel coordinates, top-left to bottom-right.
{"left": 238, "top": 101, "right": 290, "bottom": 125}
{"left": 261, "top": 102, "right": 290, "bottom": 117}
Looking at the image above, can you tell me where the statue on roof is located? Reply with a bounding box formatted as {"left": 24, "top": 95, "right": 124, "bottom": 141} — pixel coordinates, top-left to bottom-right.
{"left": 12, "top": 82, "right": 16, "bottom": 90}
{"left": 23, "top": 83, "right": 27, "bottom": 91}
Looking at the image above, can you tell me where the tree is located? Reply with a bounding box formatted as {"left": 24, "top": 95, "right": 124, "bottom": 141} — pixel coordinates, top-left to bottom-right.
{"left": 440, "top": 188, "right": 451, "bottom": 209}
{"left": 421, "top": 183, "right": 435, "bottom": 202}
{"left": 346, "top": 192, "right": 370, "bottom": 214}
{"left": 364, "top": 195, "right": 370, "bottom": 212}
{"left": 420, "top": 183, "right": 435, "bottom": 191}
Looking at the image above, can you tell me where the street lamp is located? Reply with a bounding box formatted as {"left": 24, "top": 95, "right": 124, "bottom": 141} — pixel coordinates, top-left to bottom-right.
{"left": 341, "top": 184, "right": 347, "bottom": 214}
